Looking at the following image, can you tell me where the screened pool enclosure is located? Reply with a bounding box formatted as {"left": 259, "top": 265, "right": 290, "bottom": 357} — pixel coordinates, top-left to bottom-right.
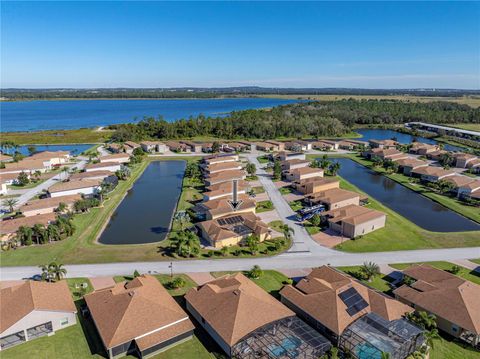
{"left": 231, "top": 316, "right": 331, "bottom": 358}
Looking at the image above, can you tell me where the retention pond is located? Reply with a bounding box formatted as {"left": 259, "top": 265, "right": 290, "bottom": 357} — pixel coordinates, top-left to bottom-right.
{"left": 98, "top": 160, "right": 185, "bottom": 245}
{"left": 334, "top": 158, "right": 480, "bottom": 232}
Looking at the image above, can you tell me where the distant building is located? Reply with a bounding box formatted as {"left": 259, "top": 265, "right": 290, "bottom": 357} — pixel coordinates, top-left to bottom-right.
{"left": 0, "top": 281, "right": 77, "bottom": 351}
{"left": 284, "top": 167, "right": 324, "bottom": 182}
{"left": 395, "top": 158, "right": 429, "bottom": 176}
{"left": 1, "top": 213, "right": 57, "bottom": 241}
{"left": 140, "top": 141, "right": 166, "bottom": 153}
{"left": 99, "top": 153, "right": 130, "bottom": 164}
{"left": 410, "top": 166, "right": 456, "bottom": 183}
{"left": 409, "top": 142, "right": 439, "bottom": 155}
{"left": 19, "top": 194, "right": 81, "bottom": 217}
{"left": 368, "top": 139, "right": 398, "bottom": 149}
{"left": 193, "top": 194, "right": 256, "bottom": 220}
{"left": 48, "top": 179, "right": 102, "bottom": 198}
{"left": 306, "top": 188, "right": 361, "bottom": 210}
{"left": 84, "top": 162, "right": 121, "bottom": 173}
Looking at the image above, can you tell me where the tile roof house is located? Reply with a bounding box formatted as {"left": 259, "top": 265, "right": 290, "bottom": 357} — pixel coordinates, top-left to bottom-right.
{"left": 1, "top": 213, "right": 57, "bottom": 241}
{"left": 0, "top": 159, "right": 51, "bottom": 175}
{"left": 29, "top": 151, "right": 71, "bottom": 166}
{"left": 203, "top": 170, "right": 246, "bottom": 186}
{"left": 280, "top": 266, "right": 414, "bottom": 340}
{"left": 426, "top": 149, "right": 448, "bottom": 161}
{"left": 457, "top": 179, "right": 480, "bottom": 200}
{"left": 295, "top": 177, "right": 340, "bottom": 195}
{"left": 48, "top": 179, "right": 102, "bottom": 198}
{"left": 19, "top": 194, "right": 81, "bottom": 217}
{"left": 203, "top": 154, "right": 239, "bottom": 166}
{"left": 193, "top": 194, "right": 256, "bottom": 220}
{"left": 84, "top": 161, "right": 122, "bottom": 173}
{"left": 85, "top": 275, "right": 194, "bottom": 359}
{"left": 284, "top": 167, "right": 324, "bottom": 182}
{"left": 394, "top": 157, "right": 429, "bottom": 176}
{"left": 196, "top": 212, "right": 269, "bottom": 248}
{"left": 203, "top": 161, "right": 242, "bottom": 175}
{"left": 254, "top": 142, "right": 277, "bottom": 152}
{"left": 410, "top": 166, "right": 456, "bottom": 183}
{"left": 321, "top": 204, "right": 386, "bottom": 238}
{"left": 0, "top": 280, "right": 77, "bottom": 350}
{"left": 99, "top": 153, "right": 130, "bottom": 164}
{"left": 165, "top": 141, "right": 189, "bottom": 153}
{"left": 185, "top": 273, "right": 331, "bottom": 357}
{"left": 276, "top": 151, "right": 306, "bottom": 162}
{"left": 281, "top": 159, "right": 311, "bottom": 171}
{"left": 204, "top": 180, "right": 250, "bottom": 201}
{"left": 265, "top": 140, "right": 285, "bottom": 151}
{"left": 394, "top": 264, "right": 480, "bottom": 347}
{"left": 0, "top": 153, "right": 13, "bottom": 162}
{"left": 140, "top": 141, "right": 166, "bottom": 153}
{"left": 70, "top": 170, "right": 114, "bottom": 181}
{"left": 364, "top": 148, "right": 409, "bottom": 161}
{"left": 306, "top": 188, "right": 360, "bottom": 210}
{"left": 454, "top": 153, "right": 478, "bottom": 168}
{"left": 368, "top": 139, "right": 398, "bottom": 149}
{"left": 443, "top": 175, "right": 476, "bottom": 194}
{"left": 409, "top": 142, "right": 439, "bottom": 155}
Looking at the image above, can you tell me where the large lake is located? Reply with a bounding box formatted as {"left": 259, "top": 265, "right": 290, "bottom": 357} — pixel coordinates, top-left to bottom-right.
{"left": 334, "top": 158, "right": 480, "bottom": 232}
{"left": 1, "top": 98, "right": 298, "bottom": 132}
{"left": 98, "top": 160, "right": 185, "bottom": 245}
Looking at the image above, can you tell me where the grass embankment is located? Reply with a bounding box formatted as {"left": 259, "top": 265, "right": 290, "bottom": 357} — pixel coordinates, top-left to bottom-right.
{"left": 343, "top": 154, "right": 480, "bottom": 223}
{"left": 389, "top": 261, "right": 480, "bottom": 285}
{"left": 335, "top": 178, "right": 480, "bottom": 252}
{"left": 2, "top": 128, "right": 111, "bottom": 145}
{"left": 449, "top": 123, "right": 480, "bottom": 132}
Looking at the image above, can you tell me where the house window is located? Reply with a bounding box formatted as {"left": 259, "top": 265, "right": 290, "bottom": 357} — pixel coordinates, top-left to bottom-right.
{"left": 61, "top": 317, "right": 69, "bottom": 325}
{"left": 452, "top": 324, "right": 459, "bottom": 333}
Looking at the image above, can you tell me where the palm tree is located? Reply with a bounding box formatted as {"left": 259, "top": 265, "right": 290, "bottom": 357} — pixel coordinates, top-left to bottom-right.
{"left": 173, "top": 231, "right": 200, "bottom": 257}
{"left": 39, "top": 264, "right": 53, "bottom": 282}
{"left": 3, "top": 198, "right": 18, "bottom": 213}
{"left": 280, "top": 224, "right": 295, "bottom": 241}
{"left": 319, "top": 154, "right": 331, "bottom": 169}
{"left": 329, "top": 161, "right": 341, "bottom": 175}
{"left": 32, "top": 223, "right": 47, "bottom": 244}
{"left": 46, "top": 224, "right": 61, "bottom": 242}
{"left": 174, "top": 211, "right": 190, "bottom": 231}
{"left": 360, "top": 261, "right": 380, "bottom": 282}
{"left": 16, "top": 226, "right": 33, "bottom": 246}
{"left": 50, "top": 262, "right": 67, "bottom": 282}
{"left": 56, "top": 202, "right": 67, "bottom": 214}
{"left": 246, "top": 235, "right": 260, "bottom": 255}
{"left": 381, "top": 352, "right": 390, "bottom": 359}
{"left": 423, "top": 328, "right": 440, "bottom": 350}
{"left": 33, "top": 170, "right": 42, "bottom": 182}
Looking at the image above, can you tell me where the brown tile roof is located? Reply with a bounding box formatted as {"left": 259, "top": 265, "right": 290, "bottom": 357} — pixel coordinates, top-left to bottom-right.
{"left": 29, "top": 151, "right": 70, "bottom": 160}
{"left": 0, "top": 153, "right": 13, "bottom": 162}
{"left": 206, "top": 180, "right": 250, "bottom": 193}
{"left": 290, "top": 167, "right": 324, "bottom": 176}
{"left": 454, "top": 153, "right": 477, "bottom": 161}
{"left": 0, "top": 172, "right": 20, "bottom": 183}
{"left": 140, "top": 141, "right": 164, "bottom": 146}
{"left": 85, "top": 161, "right": 121, "bottom": 170}
{"left": 197, "top": 212, "right": 269, "bottom": 242}
{"left": 411, "top": 166, "right": 456, "bottom": 177}
{"left": 205, "top": 161, "right": 242, "bottom": 173}
{"left": 70, "top": 170, "right": 114, "bottom": 180}
{"left": 395, "top": 158, "right": 429, "bottom": 168}
{"left": 99, "top": 154, "right": 130, "bottom": 162}
{"left": 308, "top": 188, "right": 360, "bottom": 204}
{"left": 369, "top": 139, "right": 397, "bottom": 146}
{"left": 323, "top": 204, "right": 385, "bottom": 226}
{"left": 85, "top": 275, "right": 194, "bottom": 349}
{"left": 185, "top": 273, "right": 294, "bottom": 346}
{"left": 443, "top": 175, "right": 475, "bottom": 188}
{"left": 194, "top": 195, "right": 256, "bottom": 217}
{"left": 204, "top": 155, "right": 238, "bottom": 164}
{"left": 0, "top": 213, "right": 57, "bottom": 235}
{"left": 205, "top": 170, "right": 246, "bottom": 183}
{"left": 282, "top": 159, "right": 310, "bottom": 166}
{"left": 459, "top": 179, "right": 480, "bottom": 191}
{"left": 1, "top": 159, "right": 49, "bottom": 172}
{"left": 124, "top": 141, "right": 140, "bottom": 148}
{"left": 20, "top": 194, "right": 82, "bottom": 213}
{"left": 394, "top": 264, "right": 480, "bottom": 334}
{"left": 1, "top": 280, "right": 76, "bottom": 332}
{"left": 280, "top": 266, "right": 412, "bottom": 335}
{"left": 298, "top": 177, "right": 339, "bottom": 186}
{"left": 410, "top": 142, "right": 438, "bottom": 151}
{"left": 49, "top": 179, "right": 102, "bottom": 193}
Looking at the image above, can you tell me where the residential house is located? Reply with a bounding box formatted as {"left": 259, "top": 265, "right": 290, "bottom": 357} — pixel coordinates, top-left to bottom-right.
{"left": 0, "top": 281, "right": 77, "bottom": 351}
{"left": 203, "top": 180, "right": 250, "bottom": 201}
{"left": 203, "top": 170, "right": 246, "bottom": 186}
{"left": 193, "top": 194, "right": 256, "bottom": 220}
{"left": 0, "top": 159, "right": 51, "bottom": 175}
{"left": 70, "top": 170, "right": 114, "bottom": 181}
{"left": 409, "top": 142, "right": 439, "bottom": 155}
{"left": 108, "top": 143, "right": 123, "bottom": 153}
{"left": 296, "top": 177, "right": 340, "bottom": 195}
{"left": 307, "top": 188, "right": 360, "bottom": 210}
{"left": 0, "top": 213, "right": 57, "bottom": 241}
{"left": 394, "top": 264, "right": 480, "bottom": 347}
{"left": 224, "top": 142, "right": 249, "bottom": 152}
{"left": 321, "top": 204, "right": 386, "bottom": 238}
{"left": 185, "top": 273, "right": 331, "bottom": 358}
{"left": 411, "top": 166, "right": 456, "bottom": 183}
{"left": 276, "top": 151, "right": 306, "bottom": 162}
{"left": 394, "top": 158, "right": 429, "bottom": 176}
{"left": 203, "top": 154, "right": 239, "bottom": 166}
{"left": 457, "top": 179, "right": 480, "bottom": 200}
{"left": 203, "top": 161, "right": 242, "bottom": 176}
{"left": 19, "top": 194, "right": 82, "bottom": 217}
{"left": 338, "top": 140, "right": 368, "bottom": 150}
{"left": 281, "top": 159, "right": 311, "bottom": 171}
{"left": 47, "top": 179, "right": 102, "bottom": 198}
{"left": 368, "top": 139, "right": 398, "bottom": 149}
{"left": 165, "top": 141, "right": 189, "bottom": 153}
{"left": 454, "top": 153, "right": 478, "bottom": 169}
{"left": 29, "top": 151, "right": 71, "bottom": 166}
{"left": 178, "top": 141, "right": 202, "bottom": 153}
{"left": 124, "top": 141, "right": 140, "bottom": 154}
{"left": 314, "top": 140, "right": 339, "bottom": 150}
{"left": 364, "top": 148, "right": 408, "bottom": 161}
{"left": 196, "top": 212, "right": 269, "bottom": 248}
{"left": 443, "top": 176, "right": 476, "bottom": 195}
{"left": 99, "top": 153, "right": 130, "bottom": 164}
{"left": 254, "top": 142, "right": 276, "bottom": 152}
{"left": 284, "top": 141, "right": 307, "bottom": 152}
{"left": 140, "top": 141, "right": 166, "bottom": 153}
{"left": 85, "top": 162, "right": 121, "bottom": 173}
{"left": 280, "top": 266, "right": 423, "bottom": 358}
{"left": 426, "top": 150, "right": 448, "bottom": 161}
{"left": 265, "top": 140, "right": 285, "bottom": 151}
{"left": 466, "top": 158, "right": 480, "bottom": 174}
{"left": 85, "top": 275, "right": 194, "bottom": 359}
{"left": 284, "top": 167, "right": 324, "bottom": 182}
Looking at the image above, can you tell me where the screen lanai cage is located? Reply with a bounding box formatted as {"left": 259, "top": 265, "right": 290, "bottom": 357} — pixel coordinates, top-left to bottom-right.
{"left": 231, "top": 316, "right": 332, "bottom": 359}
{"left": 338, "top": 312, "right": 425, "bottom": 359}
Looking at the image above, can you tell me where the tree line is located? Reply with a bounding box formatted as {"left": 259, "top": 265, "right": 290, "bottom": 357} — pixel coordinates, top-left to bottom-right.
{"left": 108, "top": 99, "right": 480, "bottom": 142}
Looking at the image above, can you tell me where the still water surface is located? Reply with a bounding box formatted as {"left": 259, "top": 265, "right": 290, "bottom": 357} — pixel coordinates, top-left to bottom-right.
{"left": 98, "top": 161, "right": 185, "bottom": 245}
{"left": 334, "top": 158, "right": 480, "bottom": 232}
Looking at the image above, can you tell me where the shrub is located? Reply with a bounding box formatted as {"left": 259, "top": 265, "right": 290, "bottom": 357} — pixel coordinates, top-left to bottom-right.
{"left": 170, "top": 277, "right": 186, "bottom": 289}
{"left": 283, "top": 278, "right": 294, "bottom": 285}
{"left": 248, "top": 265, "right": 263, "bottom": 279}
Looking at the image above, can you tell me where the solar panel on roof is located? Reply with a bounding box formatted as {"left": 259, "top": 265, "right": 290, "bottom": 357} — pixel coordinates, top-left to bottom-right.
{"left": 218, "top": 218, "right": 227, "bottom": 225}
{"left": 338, "top": 287, "right": 369, "bottom": 317}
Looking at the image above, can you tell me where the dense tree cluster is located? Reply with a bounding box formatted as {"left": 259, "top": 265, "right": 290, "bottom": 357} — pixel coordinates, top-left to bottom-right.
{"left": 108, "top": 99, "right": 479, "bottom": 142}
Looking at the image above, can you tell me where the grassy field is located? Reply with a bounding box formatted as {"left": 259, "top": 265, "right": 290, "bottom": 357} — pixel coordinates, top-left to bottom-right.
{"left": 389, "top": 261, "right": 480, "bottom": 285}
{"left": 336, "top": 266, "right": 392, "bottom": 293}
{"left": 256, "top": 200, "right": 274, "bottom": 213}
{"left": 471, "top": 259, "right": 480, "bottom": 265}
{"left": 335, "top": 177, "right": 480, "bottom": 252}
{"left": 449, "top": 123, "right": 480, "bottom": 131}
{"left": 258, "top": 94, "right": 480, "bottom": 108}
{"left": 2, "top": 128, "right": 111, "bottom": 145}
{"left": 342, "top": 154, "right": 480, "bottom": 223}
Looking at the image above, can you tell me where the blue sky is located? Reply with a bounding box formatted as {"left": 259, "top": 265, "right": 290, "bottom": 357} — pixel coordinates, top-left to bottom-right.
{"left": 1, "top": 1, "right": 479, "bottom": 89}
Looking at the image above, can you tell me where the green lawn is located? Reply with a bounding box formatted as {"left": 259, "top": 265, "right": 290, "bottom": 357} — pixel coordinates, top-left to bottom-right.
{"left": 2, "top": 128, "right": 110, "bottom": 145}
{"left": 289, "top": 200, "right": 303, "bottom": 211}
{"left": 334, "top": 177, "right": 480, "bottom": 253}
{"left": 430, "top": 334, "right": 480, "bottom": 359}
{"left": 66, "top": 278, "right": 93, "bottom": 300}
{"left": 345, "top": 154, "right": 480, "bottom": 223}
{"left": 251, "top": 186, "right": 265, "bottom": 194}
{"left": 256, "top": 200, "right": 274, "bottom": 213}
{"left": 257, "top": 155, "right": 270, "bottom": 164}
{"left": 449, "top": 123, "right": 480, "bottom": 131}
{"left": 389, "top": 261, "right": 480, "bottom": 285}
{"left": 470, "top": 259, "right": 480, "bottom": 265}
{"left": 113, "top": 274, "right": 198, "bottom": 297}
{"left": 279, "top": 186, "right": 293, "bottom": 195}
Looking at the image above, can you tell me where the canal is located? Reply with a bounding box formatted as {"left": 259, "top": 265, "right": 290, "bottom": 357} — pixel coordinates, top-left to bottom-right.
{"left": 354, "top": 128, "right": 464, "bottom": 152}
{"left": 334, "top": 158, "right": 480, "bottom": 232}
{"left": 98, "top": 160, "right": 185, "bottom": 245}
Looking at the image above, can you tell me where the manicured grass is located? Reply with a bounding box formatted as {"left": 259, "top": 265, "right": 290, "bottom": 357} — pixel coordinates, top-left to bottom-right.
{"left": 430, "top": 334, "right": 480, "bottom": 359}
{"left": 256, "top": 200, "right": 274, "bottom": 213}
{"left": 251, "top": 186, "right": 265, "bottom": 194}
{"left": 304, "top": 225, "right": 321, "bottom": 235}
{"left": 289, "top": 200, "right": 303, "bottom": 211}
{"left": 113, "top": 274, "right": 197, "bottom": 297}
{"left": 2, "top": 128, "right": 110, "bottom": 145}
{"left": 335, "top": 177, "right": 480, "bottom": 252}
{"left": 470, "top": 259, "right": 480, "bottom": 265}
{"left": 389, "top": 261, "right": 480, "bottom": 285}
{"left": 246, "top": 175, "right": 258, "bottom": 181}
{"left": 279, "top": 186, "right": 293, "bottom": 195}
{"left": 336, "top": 266, "right": 392, "bottom": 294}
{"left": 257, "top": 155, "right": 270, "bottom": 164}
{"left": 450, "top": 123, "right": 480, "bottom": 131}
{"left": 66, "top": 278, "right": 93, "bottom": 300}
{"left": 345, "top": 154, "right": 480, "bottom": 223}
{"left": 268, "top": 220, "right": 285, "bottom": 233}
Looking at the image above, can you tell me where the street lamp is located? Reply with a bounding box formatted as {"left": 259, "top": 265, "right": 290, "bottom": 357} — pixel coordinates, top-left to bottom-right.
{"left": 168, "top": 262, "right": 173, "bottom": 278}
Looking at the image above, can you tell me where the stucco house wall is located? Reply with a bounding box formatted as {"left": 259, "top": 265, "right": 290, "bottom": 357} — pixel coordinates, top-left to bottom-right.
{"left": 50, "top": 186, "right": 100, "bottom": 198}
